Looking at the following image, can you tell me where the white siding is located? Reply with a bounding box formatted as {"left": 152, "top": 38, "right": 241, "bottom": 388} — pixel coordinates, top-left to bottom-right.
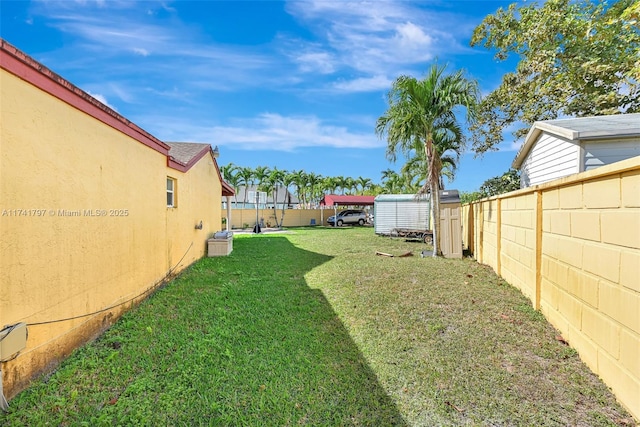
{"left": 374, "top": 195, "right": 430, "bottom": 235}
{"left": 520, "top": 132, "right": 579, "bottom": 187}
{"left": 583, "top": 137, "right": 640, "bottom": 171}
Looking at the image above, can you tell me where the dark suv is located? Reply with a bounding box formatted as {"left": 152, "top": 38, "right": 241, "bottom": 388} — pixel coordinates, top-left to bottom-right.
{"left": 327, "top": 209, "right": 367, "bottom": 226}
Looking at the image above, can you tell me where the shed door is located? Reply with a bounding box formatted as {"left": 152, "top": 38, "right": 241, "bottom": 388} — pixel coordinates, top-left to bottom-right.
{"left": 440, "top": 205, "right": 462, "bottom": 259}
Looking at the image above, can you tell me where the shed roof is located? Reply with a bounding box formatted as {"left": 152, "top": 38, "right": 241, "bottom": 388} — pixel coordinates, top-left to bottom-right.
{"left": 374, "top": 194, "right": 429, "bottom": 202}
{"left": 513, "top": 113, "right": 640, "bottom": 169}
{"left": 320, "top": 194, "right": 375, "bottom": 206}
{"left": 374, "top": 190, "right": 459, "bottom": 203}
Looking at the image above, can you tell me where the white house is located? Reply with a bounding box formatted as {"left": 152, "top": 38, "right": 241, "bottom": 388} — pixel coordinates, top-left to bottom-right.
{"left": 513, "top": 114, "right": 640, "bottom": 188}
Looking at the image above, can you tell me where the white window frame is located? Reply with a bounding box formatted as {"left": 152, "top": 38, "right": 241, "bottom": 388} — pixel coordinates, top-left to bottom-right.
{"left": 167, "top": 177, "right": 176, "bottom": 208}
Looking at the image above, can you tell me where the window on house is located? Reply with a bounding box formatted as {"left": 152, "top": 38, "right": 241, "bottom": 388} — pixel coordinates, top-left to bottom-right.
{"left": 167, "top": 177, "right": 176, "bottom": 207}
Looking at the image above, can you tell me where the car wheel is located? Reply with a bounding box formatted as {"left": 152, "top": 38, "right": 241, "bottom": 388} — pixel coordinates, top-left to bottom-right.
{"left": 424, "top": 234, "right": 433, "bottom": 244}
{"left": 337, "top": 219, "right": 344, "bottom": 227}
{"left": 358, "top": 219, "right": 365, "bottom": 226}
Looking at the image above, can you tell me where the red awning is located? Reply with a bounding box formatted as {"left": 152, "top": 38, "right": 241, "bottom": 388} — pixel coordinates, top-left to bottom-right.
{"left": 320, "top": 194, "right": 375, "bottom": 206}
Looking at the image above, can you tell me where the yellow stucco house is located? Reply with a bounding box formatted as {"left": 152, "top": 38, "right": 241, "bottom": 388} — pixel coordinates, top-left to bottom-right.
{"left": 0, "top": 39, "right": 234, "bottom": 402}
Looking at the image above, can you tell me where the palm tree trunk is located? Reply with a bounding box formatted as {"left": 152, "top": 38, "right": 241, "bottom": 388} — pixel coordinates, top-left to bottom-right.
{"left": 279, "top": 189, "right": 288, "bottom": 228}
{"left": 272, "top": 188, "right": 279, "bottom": 228}
{"left": 425, "top": 138, "right": 440, "bottom": 257}
{"left": 431, "top": 180, "right": 441, "bottom": 257}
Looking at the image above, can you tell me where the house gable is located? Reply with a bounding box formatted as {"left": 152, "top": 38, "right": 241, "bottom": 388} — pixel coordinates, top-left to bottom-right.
{"left": 514, "top": 114, "right": 640, "bottom": 188}
{"left": 520, "top": 132, "right": 580, "bottom": 187}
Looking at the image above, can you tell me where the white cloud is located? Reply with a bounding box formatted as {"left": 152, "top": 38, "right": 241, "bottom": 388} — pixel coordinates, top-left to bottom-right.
{"left": 282, "top": 0, "right": 470, "bottom": 92}
{"left": 295, "top": 51, "right": 336, "bottom": 74}
{"left": 210, "top": 113, "right": 384, "bottom": 151}
{"left": 332, "top": 75, "right": 392, "bottom": 92}
{"left": 393, "top": 21, "right": 433, "bottom": 52}
{"left": 131, "top": 47, "right": 149, "bottom": 56}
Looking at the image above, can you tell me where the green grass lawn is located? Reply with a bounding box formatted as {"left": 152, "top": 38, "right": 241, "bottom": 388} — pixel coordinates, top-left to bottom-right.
{"left": 2, "top": 227, "right": 633, "bottom": 426}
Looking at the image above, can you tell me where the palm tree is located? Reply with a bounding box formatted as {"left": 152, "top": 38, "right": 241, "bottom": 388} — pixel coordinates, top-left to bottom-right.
{"left": 305, "top": 172, "right": 322, "bottom": 207}
{"left": 344, "top": 177, "right": 357, "bottom": 195}
{"left": 380, "top": 169, "right": 395, "bottom": 180}
{"left": 265, "top": 167, "right": 285, "bottom": 227}
{"left": 400, "top": 116, "right": 464, "bottom": 191}
{"left": 289, "top": 170, "right": 307, "bottom": 208}
{"left": 356, "top": 177, "right": 373, "bottom": 195}
{"left": 322, "top": 176, "right": 340, "bottom": 196}
{"left": 220, "top": 163, "right": 240, "bottom": 207}
{"left": 380, "top": 170, "right": 404, "bottom": 193}
{"left": 280, "top": 171, "right": 297, "bottom": 225}
{"left": 237, "top": 166, "right": 255, "bottom": 207}
{"left": 376, "top": 64, "right": 478, "bottom": 256}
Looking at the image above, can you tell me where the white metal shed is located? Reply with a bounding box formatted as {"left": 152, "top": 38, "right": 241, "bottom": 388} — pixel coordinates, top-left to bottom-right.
{"left": 374, "top": 194, "right": 430, "bottom": 236}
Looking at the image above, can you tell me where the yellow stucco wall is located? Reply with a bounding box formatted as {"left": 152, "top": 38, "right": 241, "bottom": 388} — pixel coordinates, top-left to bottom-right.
{"left": 1, "top": 68, "right": 222, "bottom": 397}
{"left": 229, "top": 208, "right": 326, "bottom": 229}
{"left": 463, "top": 156, "right": 640, "bottom": 420}
{"left": 166, "top": 158, "right": 223, "bottom": 269}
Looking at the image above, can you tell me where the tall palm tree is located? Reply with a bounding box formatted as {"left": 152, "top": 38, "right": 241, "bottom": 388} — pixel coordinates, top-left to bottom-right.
{"left": 266, "top": 167, "right": 285, "bottom": 227}
{"left": 290, "top": 170, "right": 307, "bottom": 208}
{"left": 400, "top": 116, "right": 464, "bottom": 191}
{"left": 237, "top": 166, "right": 255, "bottom": 207}
{"left": 380, "top": 169, "right": 403, "bottom": 193}
{"left": 376, "top": 64, "right": 478, "bottom": 256}
{"left": 380, "top": 169, "right": 396, "bottom": 181}
{"left": 344, "top": 177, "right": 357, "bottom": 195}
{"left": 252, "top": 166, "right": 270, "bottom": 208}
{"left": 220, "top": 163, "right": 240, "bottom": 207}
{"left": 280, "top": 171, "right": 297, "bottom": 225}
{"left": 305, "top": 172, "right": 322, "bottom": 207}
{"left": 322, "top": 176, "right": 340, "bottom": 196}
{"left": 356, "top": 177, "right": 373, "bottom": 195}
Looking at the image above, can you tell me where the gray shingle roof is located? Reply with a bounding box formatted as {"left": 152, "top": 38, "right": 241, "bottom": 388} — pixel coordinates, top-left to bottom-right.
{"left": 166, "top": 142, "right": 211, "bottom": 165}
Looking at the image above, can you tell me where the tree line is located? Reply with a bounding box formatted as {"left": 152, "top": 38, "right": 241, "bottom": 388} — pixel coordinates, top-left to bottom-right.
{"left": 221, "top": 164, "right": 385, "bottom": 208}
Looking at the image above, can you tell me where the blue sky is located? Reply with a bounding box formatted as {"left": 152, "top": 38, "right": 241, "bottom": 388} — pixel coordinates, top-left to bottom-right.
{"left": 1, "top": 0, "right": 524, "bottom": 192}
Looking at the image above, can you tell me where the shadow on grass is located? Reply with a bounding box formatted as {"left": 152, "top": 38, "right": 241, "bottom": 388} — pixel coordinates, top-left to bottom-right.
{"left": 2, "top": 234, "right": 407, "bottom": 426}
{"left": 188, "top": 235, "right": 408, "bottom": 425}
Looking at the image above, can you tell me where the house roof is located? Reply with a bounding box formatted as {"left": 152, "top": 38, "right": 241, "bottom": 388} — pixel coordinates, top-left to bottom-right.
{"left": 166, "top": 142, "right": 235, "bottom": 197}
{"left": 513, "top": 113, "right": 640, "bottom": 169}
{"left": 166, "top": 142, "right": 212, "bottom": 165}
{"left": 320, "top": 194, "right": 375, "bottom": 206}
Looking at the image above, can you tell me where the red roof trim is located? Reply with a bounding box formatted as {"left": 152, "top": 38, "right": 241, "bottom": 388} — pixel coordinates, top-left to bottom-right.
{"left": 211, "top": 154, "right": 235, "bottom": 197}
{"left": 0, "top": 39, "right": 170, "bottom": 155}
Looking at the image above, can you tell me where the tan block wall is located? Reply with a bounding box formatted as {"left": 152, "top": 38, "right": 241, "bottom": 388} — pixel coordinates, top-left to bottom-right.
{"left": 463, "top": 157, "right": 640, "bottom": 420}
{"left": 500, "top": 193, "right": 537, "bottom": 302}
{"left": 1, "top": 68, "right": 222, "bottom": 398}
{"left": 229, "top": 208, "right": 327, "bottom": 229}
